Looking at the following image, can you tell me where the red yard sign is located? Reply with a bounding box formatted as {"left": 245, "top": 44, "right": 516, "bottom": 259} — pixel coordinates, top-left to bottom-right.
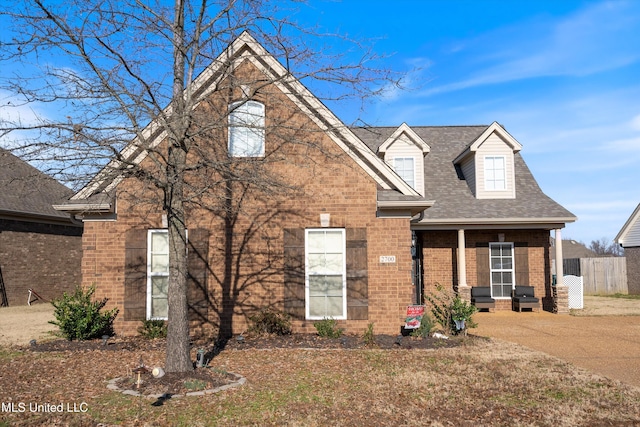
{"left": 405, "top": 305, "right": 425, "bottom": 329}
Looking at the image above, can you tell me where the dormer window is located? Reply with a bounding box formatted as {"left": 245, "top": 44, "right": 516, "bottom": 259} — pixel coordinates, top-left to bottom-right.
{"left": 393, "top": 157, "right": 415, "bottom": 189}
{"left": 377, "top": 123, "right": 429, "bottom": 196}
{"left": 228, "top": 100, "right": 265, "bottom": 157}
{"left": 452, "top": 122, "right": 521, "bottom": 199}
{"left": 484, "top": 156, "right": 506, "bottom": 191}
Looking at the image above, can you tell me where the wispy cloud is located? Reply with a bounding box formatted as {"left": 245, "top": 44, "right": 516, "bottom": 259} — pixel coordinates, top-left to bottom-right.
{"left": 421, "top": 1, "right": 640, "bottom": 96}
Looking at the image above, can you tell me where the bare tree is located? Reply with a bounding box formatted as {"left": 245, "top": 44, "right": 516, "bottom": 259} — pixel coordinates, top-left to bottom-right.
{"left": 0, "top": 1, "right": 398, "bottom": 372}
{"left": 588, "top": 237, "right": 624, "bottom": 257}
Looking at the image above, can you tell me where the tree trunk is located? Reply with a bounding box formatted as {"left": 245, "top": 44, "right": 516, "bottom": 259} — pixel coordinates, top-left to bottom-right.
{"left": 165, "top": 182, "right": 192, "bottom": 372}
{"left": 165, "top": 0, "right": 192, "bottom": 373}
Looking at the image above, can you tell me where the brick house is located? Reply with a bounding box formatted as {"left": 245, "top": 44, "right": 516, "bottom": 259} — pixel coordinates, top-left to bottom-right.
{"left": 55, "top": 33, "right": 575, "bottom": 337}
{"left": 0, "top": 147, "right": 83, "bottom": 306}
{"left": 616, "top": 203, "right": 640, "bottom": 294}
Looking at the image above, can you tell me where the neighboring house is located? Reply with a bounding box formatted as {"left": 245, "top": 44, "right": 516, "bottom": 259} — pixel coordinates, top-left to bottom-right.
{"left": 616, "top": 203, "right": 640, "bottom": 294}
{"left": 0, "top": 147, "right": 83, "bottom": 306}
{"left": 550, "top": 239, "right": 597, "bottom": 260}
{"left": 54, "top": 33, "right": 576, "bottom": 337}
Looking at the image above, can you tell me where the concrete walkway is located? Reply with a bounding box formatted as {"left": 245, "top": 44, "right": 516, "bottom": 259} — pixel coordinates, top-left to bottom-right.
{"left": 473, "top": 308, "right": 640, "bottom": 388}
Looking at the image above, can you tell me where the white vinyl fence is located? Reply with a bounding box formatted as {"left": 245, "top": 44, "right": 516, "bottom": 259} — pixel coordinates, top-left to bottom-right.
{"left": 564, "top": 275, "right": 584, "bottom": 309}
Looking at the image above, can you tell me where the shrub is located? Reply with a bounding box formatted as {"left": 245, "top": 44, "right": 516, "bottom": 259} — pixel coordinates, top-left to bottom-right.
{"left": 451, "top": 296, "right": 477, "bottom": 322}
{"left": 49, "top": 285, "right": 119, "bottom": 341}
{"left": 362, "top": 322, "right": 376, "bottom": 346}
{"left": 425, "top": 284, "right": 477, "bottom": 335}
{"left": 138, "top": 319, "right": 167, "bottom": 339}
{"left": 248, "top": 308, "right": 292, "bottom": 336}
{"left": 410, "top": 314, "right": 435, "bottom": 338}
{"left": 425, "top": 283, "right": 455, "bottom": 334}
{"left": 314, "top": 318, "right": 343, "bottom": 338}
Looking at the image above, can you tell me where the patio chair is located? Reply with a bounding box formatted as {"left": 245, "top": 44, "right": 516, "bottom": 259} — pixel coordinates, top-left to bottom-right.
{"left": 512, "top": 286, "right": 540, "bottom": 312}
{"left": 470, "top": 287, "right": 495, "bottom": 312}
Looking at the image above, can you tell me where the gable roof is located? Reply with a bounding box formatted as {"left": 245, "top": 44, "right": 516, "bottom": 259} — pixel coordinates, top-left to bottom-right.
{"left": 378, "top": 123, "right": 430, "bottom": 154}
{"left": 452, "top": 121, "right": 522, "bottom": 164}
{"left": 615, "top": 203, "right": 640, "bottom": 247}
{"left": 353, "top": 125, "right": 576, "bottom": 229}
{"left": 0, "top": 147, "right": 77, "bottom": 225}
{"left": 62, "top": 31, "right": 421, "bottom": 213}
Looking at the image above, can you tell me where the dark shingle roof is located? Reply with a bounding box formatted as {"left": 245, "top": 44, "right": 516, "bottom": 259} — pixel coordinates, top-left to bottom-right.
{"left": 0, "top": 147, "right": 75, "bottom": 222}
{"left": 352, "top": 125, "right": 576, "bottom": 224}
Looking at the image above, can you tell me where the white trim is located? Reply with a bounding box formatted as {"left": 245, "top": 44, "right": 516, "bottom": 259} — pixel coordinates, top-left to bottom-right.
{"left": 484, "top": 155, "right": 507, "bottom": 191}
{"left": 305, "top": 228, "right": 347, "bottom": 320}
{"left": 489, "top": 242, "right": 515, "bottom": 298}
{"left": 393, "top": 157, "right": 416, "bottom": 189}
{"left": 228, "top": 100, "right": 265, "bottom": 157}
{"left": 378, "top": 123, "right": 430, "bottom": 154}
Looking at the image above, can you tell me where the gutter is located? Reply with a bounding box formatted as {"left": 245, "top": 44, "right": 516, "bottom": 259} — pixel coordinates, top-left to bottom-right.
{"left": 377, "top": 199, "right": 435, "bottom": 217}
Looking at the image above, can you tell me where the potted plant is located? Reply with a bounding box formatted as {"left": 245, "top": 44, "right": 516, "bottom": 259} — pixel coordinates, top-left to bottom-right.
{"left": 451, "top": 296, "right": 477, "bottom": 333}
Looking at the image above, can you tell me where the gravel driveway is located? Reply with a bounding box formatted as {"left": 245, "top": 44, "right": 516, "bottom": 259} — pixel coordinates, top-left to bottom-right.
{"left": 474, "top": 296, "right": 640, "bottom": 388}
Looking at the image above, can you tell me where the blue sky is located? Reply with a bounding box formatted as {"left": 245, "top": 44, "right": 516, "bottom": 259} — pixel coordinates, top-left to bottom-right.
{"left": 2, "top": 1, "right": 638, "bottom": 245}
{"left": 296, "top": 0, "right": 640, "bottom": 245}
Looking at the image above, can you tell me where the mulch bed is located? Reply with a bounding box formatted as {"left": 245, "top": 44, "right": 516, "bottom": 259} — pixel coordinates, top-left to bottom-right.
{"left": 27, "top": 332, "right": 469, "bottom": 396}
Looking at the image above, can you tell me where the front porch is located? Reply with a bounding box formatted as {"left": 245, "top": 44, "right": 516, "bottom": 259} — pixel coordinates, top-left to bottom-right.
{"left": 412, "top": 228, "right": 570, "bottom": 314}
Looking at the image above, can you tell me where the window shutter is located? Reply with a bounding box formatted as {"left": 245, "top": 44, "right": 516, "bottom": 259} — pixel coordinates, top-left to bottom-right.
{"left": 283, "top": 228, "right": 305, "bottom": 319}
{"left": 346, "top": 228, "right": 368, "bottom": 320}
{"left": 476, "top": 243, "right": 490, "bottom": 286}
{"left": 124, "top": 229, "right": 147, "bottom": 321}
{"left": 514, "top": 243, "right": 529, "bottom": 286}
{"left": 187, "top": 228, "right": 210, "bottom": 323}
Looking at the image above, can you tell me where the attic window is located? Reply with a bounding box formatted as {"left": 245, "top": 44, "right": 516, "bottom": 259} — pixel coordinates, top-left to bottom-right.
{"left": 228, "top": 100, "right": 265, "bottom": 157}
{"left": 393, "top": 157, "right": 415, "bottom": 189}
{"left": 484, "top": 156, "right": 506, "bottom": 191}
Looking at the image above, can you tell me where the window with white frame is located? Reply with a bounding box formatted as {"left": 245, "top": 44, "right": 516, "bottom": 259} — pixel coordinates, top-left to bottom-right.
{"left": 484, "top": 156, "right": 506, "bottom": 191}
{"left": 490, "top": 242, "right": 514, "bottom": 298}
{"left": 393, "top": 157, "right": 415, "bottom": 189}
{"left": 305, "top": 229, "right": 346, "bottom": 319}
{"left": 228, "top": 100, "right": 265, "bottom": 157}
{"left": 147, "top": 230, "right": 169, "bottom": 319}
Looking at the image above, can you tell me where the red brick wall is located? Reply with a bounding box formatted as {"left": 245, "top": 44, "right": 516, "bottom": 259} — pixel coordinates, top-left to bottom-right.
{"left": 420, "top": 229, "right": 551, "bottom": 311}
{"left": 0, "top": 219, "right": 82, "bottom": 306}
{"left": 80, "top": 60, "right": 414, "bottom": 337}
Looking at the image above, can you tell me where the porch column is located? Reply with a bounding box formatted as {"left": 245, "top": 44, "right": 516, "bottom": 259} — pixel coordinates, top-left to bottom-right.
{"left": 457, "top": 229, "right": 467, "bottom": 287}
{"left": 555, "top": 229, "right": 564, "bottom": 286}
{"left": 457, "top": 229, "right": 470, "bottom": 301}
{"left": 554, "top": 228, "right": 569, "bottom": 314}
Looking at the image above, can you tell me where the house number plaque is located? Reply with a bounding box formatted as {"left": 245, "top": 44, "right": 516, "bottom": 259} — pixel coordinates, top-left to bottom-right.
{"left": 379, "top": 255, "right": 396, "bottom": 263}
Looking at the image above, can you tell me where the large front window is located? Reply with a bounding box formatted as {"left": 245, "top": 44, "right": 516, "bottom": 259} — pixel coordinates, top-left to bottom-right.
{"left": 228, "top": 100, "right": 265, "bottom": 157}
{"left": 305, "top": 229, "right": 346, "bottom": 319}
{"left": 490, "top": 242, "right": 514, "bottom": 298}
{"left": 485, "top": 156, "right": 506, "bottom": 191}
{"left": 147, "top": 230, "right": 169, "bottom": 319}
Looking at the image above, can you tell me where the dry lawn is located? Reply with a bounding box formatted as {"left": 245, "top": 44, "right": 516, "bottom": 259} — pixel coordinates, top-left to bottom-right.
{"left": 2, "top": 299, "right": 640, "bottom": 426}
{"left": 1, "top": 338, "right": 640, "bottom": 426}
